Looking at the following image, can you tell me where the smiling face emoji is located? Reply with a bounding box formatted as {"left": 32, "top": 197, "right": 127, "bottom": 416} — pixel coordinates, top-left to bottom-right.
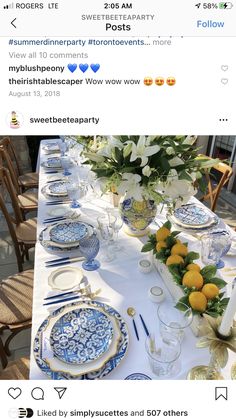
{"left": 144, "top": 77, "right": 153, "bottom": 86}
{"left": 166, "top": 77, "right": 176, "bottom": 86}
{"left": 155, "top": 77, "right": 164, "bottom": 86}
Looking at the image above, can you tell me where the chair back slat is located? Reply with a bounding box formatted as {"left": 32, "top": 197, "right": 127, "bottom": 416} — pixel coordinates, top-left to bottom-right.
{"left": 0, "top": 147, "right": 21, "bottom": 194}
{"left": 200, "top": 157, "right": 233, "bottom": 212}
{"left": 0, "top": 182, "right": 24, "bottom": 273}
{"left": 0, "top": 137, "right": 21, "bottom": 176}
{"left": 0, "top": 167, "right": 23, "bottom": 224}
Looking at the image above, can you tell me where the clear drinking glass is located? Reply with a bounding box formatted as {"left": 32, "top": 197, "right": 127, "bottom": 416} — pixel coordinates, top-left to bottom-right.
{"left": 66, "top": 182, "right": 81, "bottom": 208}
{"left": 201, "top": 229, "right": 232, "bottom": 269}
{"left": 59, "top": 139, "right": 68, "bottom": 156}
{"left": 97, "top": 215, "right": 115, "bottom": 262}
{"left": 61, "top": 156, "right": 72, "bottom": 176}
{"left": 106, "top": 208, "right": 124, "bottom": 251}
{"left": 157, "top": 302, "right": 193, "bottom": 343}
{"left": 145, "top": 332, "right": 181, "bottom": 377}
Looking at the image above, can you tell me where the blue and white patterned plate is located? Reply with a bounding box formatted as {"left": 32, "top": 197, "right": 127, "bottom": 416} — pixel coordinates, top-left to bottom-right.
{"left": 47, "top": 181, "right": 68, "bottom": 197}
{"left": 49, "top": 221, "right": 89, "bottom": 244}
{"left": 50, "top": 308, "right": 113, "bottom": 365}
{"left": 39, "top": 228, "right": 81, "bottom": 253}
{"left": 33, "top": 300, "right": 129, "bottom": 380}
{"left": 42, "top": 157, "right": 62, "bottom": 169}
{"left": 125, "top": 373, "right": 152, "bottom": 380}
{"left": 170, "top": 204, "right": 219, "bottom": 231}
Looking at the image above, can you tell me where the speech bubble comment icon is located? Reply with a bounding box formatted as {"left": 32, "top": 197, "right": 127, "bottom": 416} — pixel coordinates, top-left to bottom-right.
{"left": 31, "top": 387, "right": 44, "bottom": 400}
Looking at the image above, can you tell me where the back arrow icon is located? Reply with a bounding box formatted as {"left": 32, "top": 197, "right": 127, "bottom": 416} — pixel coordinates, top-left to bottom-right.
{"left": 11, "top": 18, "right": 16, "bottom": 28}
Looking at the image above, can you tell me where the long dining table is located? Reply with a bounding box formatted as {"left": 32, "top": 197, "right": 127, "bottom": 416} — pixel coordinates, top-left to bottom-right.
{"left": 30, "top": 139, "right": 236, "bottom": 380}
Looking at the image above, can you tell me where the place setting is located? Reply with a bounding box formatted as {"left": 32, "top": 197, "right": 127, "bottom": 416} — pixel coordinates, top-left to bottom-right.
{"left": 39, "top": 218, "right": 94, "bottom": 255}
{"left": 42, "top": 141, "right": 60, "bottom": 154}
{"left": 33, "top": 298, "right": 129, "bottom": 380}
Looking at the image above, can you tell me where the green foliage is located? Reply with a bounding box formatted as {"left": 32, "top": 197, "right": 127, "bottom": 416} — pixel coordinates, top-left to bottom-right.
{"left": 184, "top": 252, "right": 200, "bottom": 265}
{"left": 141, "top": 242, "right": 154, "bottom": 253}
{"left": 200, "top": 265, "right": 217, "bottom": 279}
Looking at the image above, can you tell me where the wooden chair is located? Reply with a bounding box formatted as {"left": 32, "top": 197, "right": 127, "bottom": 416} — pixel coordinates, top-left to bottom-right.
{"left": 199, "top": 158, "right": 233, "bottom": 212}
{"left": 0, "top": 353, "right": 29, "bottom": 379}
{"left": 0, "top": 137, "right": 38, "bottom": 190}
{"left": 0, "top": 147, "right": 38, "bottom": 214}
{"left": 0, "top": 167, "right": 37, "bottom": 272}
{"left": 0, "top": 269, "right": 33, "bottom": 371}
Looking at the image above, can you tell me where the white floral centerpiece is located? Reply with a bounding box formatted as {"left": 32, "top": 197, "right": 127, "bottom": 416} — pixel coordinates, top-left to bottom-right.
{"left": 76, "top": 136, "right": 218, "bottom": 235}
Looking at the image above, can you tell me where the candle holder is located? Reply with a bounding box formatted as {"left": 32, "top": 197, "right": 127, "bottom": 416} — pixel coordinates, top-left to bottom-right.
{"left": 187, "top": 315, "right": 236, "bottom": 380}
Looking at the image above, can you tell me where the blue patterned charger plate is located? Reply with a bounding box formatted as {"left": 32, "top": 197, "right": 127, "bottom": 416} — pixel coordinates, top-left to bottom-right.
{"left": 125, "top": 373, "right": 152, "bottom": 380}
{"left": 170, "top": 204, "right": 218, "bottom": 230}
{"left": 33, "top": 300, "right": 129, "bottom": 380}
{"left": 39, "top": 228, "right": 81, "bottom": 253}
{"left": 49, "top": 221, "right": 89, "bottom": 244}
{"left": 42, "top": 157, "right": 62, "bottom": 168}
{"left": 50, "top": 308, "right": 113, "bottom": 365}
{"left": 47, "top": 181, "right": 68, "bottom": 197}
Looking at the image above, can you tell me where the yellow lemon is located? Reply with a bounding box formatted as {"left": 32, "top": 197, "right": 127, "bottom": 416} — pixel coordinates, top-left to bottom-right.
{"left": 156, "top": 241, "right": 167, "bottom": 252}
{"left": 132, "top": 200, "right": 147, "bottom": 213}
{"left": 132, "top": 219, "right": 147, "bottom": 230}
{"left": 110, "top": 185, "right": 117, "bottom": 193}
{"left": 166, "top": 255, "right": 184, "bottom": 266}
{"left": 156, "top": 227, "right": 171, "bottom": 242}
{"left": 171, "top": 243, "right": 188, "bottom": 257}
{"left": 182, "top": 271, "right": 204, "bottom": 289}
{"left": 189, "top": 291, "right": 207, "bottom": 312}
{"left": 202, "top": 283, "right": 219, "bottom": 300}
{"left": 186, "top": 263, "right": 201, "bottom": 272}
{"left": 176, "top": 239, "right": 182, "bottom": 244}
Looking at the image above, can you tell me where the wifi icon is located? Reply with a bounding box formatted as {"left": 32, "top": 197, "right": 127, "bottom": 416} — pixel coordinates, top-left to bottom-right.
{"left": 3, "top": 2, "right": 14, "bottom": 9}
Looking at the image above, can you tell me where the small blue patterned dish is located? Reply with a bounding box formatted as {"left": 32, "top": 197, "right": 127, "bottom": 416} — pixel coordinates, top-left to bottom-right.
{"left": 170, "top": 204, "right": 218, "bottom": 230}
{"left": 125, "top": 373, "right": 152, "bottom": 380}
{"left": 43, "top": 143, "right": 60, "bottom": 152}
{"left": 50, "top": 308, "right": 113, "bottom": 365}
{"left": 42, "top": 157, "right": 62, "bottom": 168}
{"left": 49, "top": 221, "right": 89, "bottom": 244}
{"left": 48, "top": 181, "right": 68, "bottom": 197}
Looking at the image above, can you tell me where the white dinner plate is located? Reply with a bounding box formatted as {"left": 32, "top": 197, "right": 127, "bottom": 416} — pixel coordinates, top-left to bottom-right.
{"left": 46, "top": 207, "right": 73, "bottom": 217}
{"left": 48, "top": 267, "right": 84, "bottom": 291}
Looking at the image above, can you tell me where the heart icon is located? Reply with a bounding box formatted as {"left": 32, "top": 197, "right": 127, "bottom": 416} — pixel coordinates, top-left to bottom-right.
{"left": 221, "top": 78, "right": 229, "bottom": 85}
{"left": 67, "top": 64, "right": 77, "bottom": 73}
{"left": 90, "top": 64, "right": 100, "bottom": 73}
{"left": 221, "top": 65, "right": 229, "bottom": 71}
{"left": 8, "top": 387, "right": 22, "bottom": 399}
{"left": 79, "top": 64, "right": 89, "bottom": 73}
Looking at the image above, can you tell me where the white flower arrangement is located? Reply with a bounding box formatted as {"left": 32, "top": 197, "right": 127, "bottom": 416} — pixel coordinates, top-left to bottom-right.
{"left": 77, "top": 135, "right": 219, "bottom": 207}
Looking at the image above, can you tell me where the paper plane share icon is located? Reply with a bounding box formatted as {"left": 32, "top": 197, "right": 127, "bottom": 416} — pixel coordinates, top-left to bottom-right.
{"left": 54, "top": 387, "right": 67, "bottom": 399}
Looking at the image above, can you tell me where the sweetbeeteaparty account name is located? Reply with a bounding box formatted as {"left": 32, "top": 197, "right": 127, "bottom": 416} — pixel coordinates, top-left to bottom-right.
{"left": 81, "top": 14, "right": 155, "bottom": 21}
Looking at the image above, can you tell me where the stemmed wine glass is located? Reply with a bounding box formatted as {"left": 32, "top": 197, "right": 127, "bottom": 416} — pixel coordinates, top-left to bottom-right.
{"left": 106, "top": 208, "right": 124, "bottom": 251}
{"left": 79, "top": 232, "right": 100, "bottom": 271}
{"left": 97, "top": 215, "right": 116, "bottom": 262}
{"left": 201, "top": 229, "right": 232, "bottom": 269}
{"left": 61, "top": 156, "right": 72, "bottom": 176}
{"left": 59, "top": 138, "right": 68, "bottom": 156}
{"left": 66, "top": 182, "right": 81, "bottom": 208}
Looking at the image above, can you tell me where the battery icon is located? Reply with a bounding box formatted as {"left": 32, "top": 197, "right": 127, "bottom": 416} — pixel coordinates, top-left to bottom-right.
{"left": 219, "top": 2, "right": 233, "bottom": 8}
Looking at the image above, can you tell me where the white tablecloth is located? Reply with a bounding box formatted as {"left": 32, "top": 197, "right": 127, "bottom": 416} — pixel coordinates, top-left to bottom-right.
{"left": 30, "top": 140, "right": 236, "bottom": 380}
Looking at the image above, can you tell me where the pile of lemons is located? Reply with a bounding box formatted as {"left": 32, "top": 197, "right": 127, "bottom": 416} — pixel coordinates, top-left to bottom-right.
{"left": 156, "top": 226, "right": 219, "bottom": 312}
